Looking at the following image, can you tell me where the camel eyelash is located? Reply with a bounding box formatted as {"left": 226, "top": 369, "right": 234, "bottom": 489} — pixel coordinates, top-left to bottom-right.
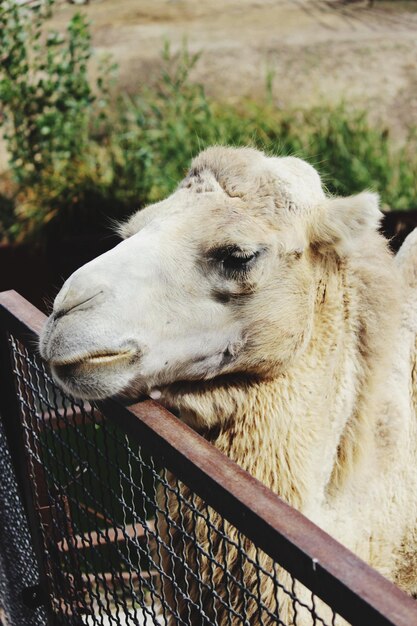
{"left": 208, "top": 246, "right": 260, "bottom": 277}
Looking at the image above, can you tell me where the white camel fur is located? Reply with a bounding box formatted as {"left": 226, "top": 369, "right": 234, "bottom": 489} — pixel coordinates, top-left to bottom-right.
{"left": 40, "top": 146, "right": 417, "bottom": 622}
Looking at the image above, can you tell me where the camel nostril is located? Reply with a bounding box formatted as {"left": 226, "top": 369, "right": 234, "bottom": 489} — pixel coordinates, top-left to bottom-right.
{"left": 53, "top": 290, "right": 105, "bottom": 320}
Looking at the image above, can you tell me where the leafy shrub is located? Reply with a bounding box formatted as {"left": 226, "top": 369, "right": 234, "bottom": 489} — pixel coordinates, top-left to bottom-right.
{"left": 0, "top": 0, "right": 115, "bottom": 240}
{"left": 0, "top": 2, "right": 417, "bottom": 245}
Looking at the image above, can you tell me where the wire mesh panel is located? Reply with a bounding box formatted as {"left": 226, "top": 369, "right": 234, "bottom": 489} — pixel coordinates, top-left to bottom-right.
{"left": 1, "top": 291, "right": 417, "bottom": 626}
{"left": 5, "top": 332, "right": 339, "bottom": 626}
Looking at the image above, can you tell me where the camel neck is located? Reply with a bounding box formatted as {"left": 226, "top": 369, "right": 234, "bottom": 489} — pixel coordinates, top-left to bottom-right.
{"left": 164, "top": 253, "right": 400, "bottom": 514}
{"left": 201, "top": 263, "right": 375, "bottom": 511}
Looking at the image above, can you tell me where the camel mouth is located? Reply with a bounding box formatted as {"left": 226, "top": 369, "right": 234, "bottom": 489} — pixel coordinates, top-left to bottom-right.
{"left": 48, "top": 348, "right": 141, "bottom": 400}
{"left": 50, "top": 349, "right": 137, "bottom": 369}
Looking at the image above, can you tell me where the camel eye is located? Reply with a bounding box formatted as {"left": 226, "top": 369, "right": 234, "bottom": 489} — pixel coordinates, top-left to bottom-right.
{"left": 223, "top": 250, "right": 257, "bottom": 272}
{"left": 212, "top": 246, "right": 259, "bottom": 276}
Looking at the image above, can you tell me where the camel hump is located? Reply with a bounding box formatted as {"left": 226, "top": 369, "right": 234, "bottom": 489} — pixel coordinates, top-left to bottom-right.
{"left": 395, "top": 227, "right": 417, "bottom": 290}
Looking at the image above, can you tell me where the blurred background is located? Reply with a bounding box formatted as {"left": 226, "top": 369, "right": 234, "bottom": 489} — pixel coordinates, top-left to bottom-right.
{"left": 1, "top": 0, "right": 417, "bottom": 310}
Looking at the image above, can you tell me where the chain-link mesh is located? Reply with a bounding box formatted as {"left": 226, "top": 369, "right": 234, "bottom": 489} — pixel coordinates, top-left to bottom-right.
{"left": 6, "top": 331, "right": 345, "bottom": 626}
{"left": 0, "top": 415, "right": 47, "bottom": 626}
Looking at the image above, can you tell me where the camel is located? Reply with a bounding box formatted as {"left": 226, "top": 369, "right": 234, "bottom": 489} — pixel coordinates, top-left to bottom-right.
{"left": 40, "top": 146, "right": 417, "bottom": 624}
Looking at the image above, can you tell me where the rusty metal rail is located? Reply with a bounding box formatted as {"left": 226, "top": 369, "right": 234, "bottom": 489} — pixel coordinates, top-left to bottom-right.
{"left": 0, "top": 289, "right": 416, "bottom": 626}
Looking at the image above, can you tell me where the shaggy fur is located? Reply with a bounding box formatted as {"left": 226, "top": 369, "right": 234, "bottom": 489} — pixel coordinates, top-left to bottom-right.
{"left": 40, "top": 147, "right": 417, "bottom": 625}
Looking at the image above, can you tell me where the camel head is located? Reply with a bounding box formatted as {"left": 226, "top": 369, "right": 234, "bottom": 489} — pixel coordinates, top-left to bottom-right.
{"left": 40, "top": 147, "right": 382, "bottom": 400}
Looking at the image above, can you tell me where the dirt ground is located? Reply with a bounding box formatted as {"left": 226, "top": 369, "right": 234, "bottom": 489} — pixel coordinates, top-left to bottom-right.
{"left": 1, "top": 0, "right": 417, "bottom": 171}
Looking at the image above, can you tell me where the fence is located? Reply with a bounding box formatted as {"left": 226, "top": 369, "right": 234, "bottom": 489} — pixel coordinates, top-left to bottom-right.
{"left": 0, "top": 289, "right": 416, "bottom": 626}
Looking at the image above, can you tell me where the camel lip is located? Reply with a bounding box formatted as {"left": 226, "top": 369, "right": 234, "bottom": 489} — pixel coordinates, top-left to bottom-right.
{"left": 49, "top": 349, "right": 137, "bottom": 368}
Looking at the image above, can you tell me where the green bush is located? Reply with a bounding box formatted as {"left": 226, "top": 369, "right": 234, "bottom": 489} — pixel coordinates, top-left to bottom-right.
{"left": 0, "top": 2, "right": 416, "bottom": 245}
{"left": 0, "top": 0, "right": 117, "bottom": 241}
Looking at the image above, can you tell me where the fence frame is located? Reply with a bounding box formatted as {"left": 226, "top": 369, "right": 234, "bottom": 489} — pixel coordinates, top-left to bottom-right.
{"left": 0, "top": 289, "right": 417, "bottom": 626}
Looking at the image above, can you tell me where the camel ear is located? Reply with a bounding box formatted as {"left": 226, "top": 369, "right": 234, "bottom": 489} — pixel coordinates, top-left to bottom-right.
{"left": 309, "top": 192, "right": 382, "bottom": 255}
